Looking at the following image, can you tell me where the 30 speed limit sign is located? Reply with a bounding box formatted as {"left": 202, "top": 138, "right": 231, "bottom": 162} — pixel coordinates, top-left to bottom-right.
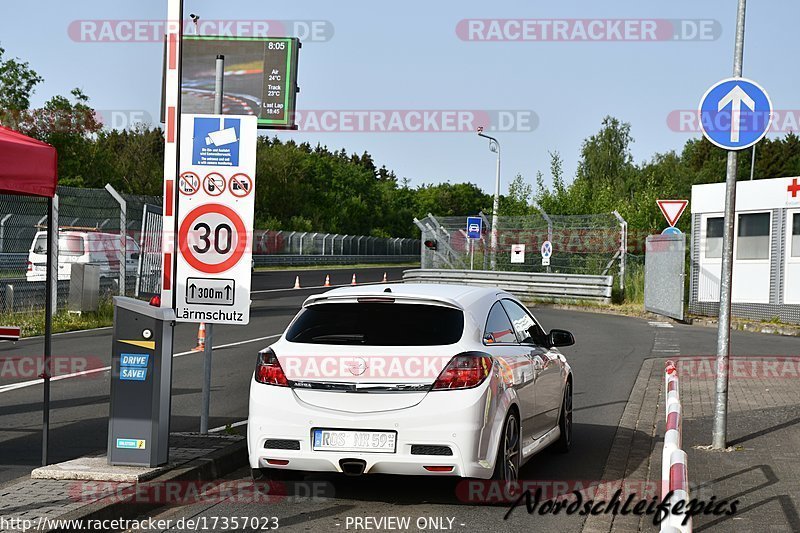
{"left": 175, "top": 114, "right": 257, "bottom": 324}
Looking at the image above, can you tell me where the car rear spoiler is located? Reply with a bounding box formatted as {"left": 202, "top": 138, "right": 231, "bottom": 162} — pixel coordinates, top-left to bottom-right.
{"left": 302, "top": 293, "right": 463, "bottom": 310}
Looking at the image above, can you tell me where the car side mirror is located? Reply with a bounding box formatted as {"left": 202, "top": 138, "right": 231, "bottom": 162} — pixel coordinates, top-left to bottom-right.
{"left": 547, "top": 329, "right": 574, "bottom": 348}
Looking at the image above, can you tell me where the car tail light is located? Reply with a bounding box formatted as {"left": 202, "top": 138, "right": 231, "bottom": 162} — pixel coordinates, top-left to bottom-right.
{"left": 255, "top": 348, "right": 289, "bottom": 386}
{"left": 26, "top": 261, "right": 32, "bottom": 272}
{"left": 431, "top": 353, "right": 492, "bottom": 390}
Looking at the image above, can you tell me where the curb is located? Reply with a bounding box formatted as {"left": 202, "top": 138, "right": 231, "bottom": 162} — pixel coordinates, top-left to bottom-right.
{"left": 45, "top": 437, "right": 247, "bottom": 532}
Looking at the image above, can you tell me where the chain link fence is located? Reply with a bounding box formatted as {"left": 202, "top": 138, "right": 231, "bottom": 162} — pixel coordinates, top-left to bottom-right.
{"left": 0, "top": 186, "right": 419, "bottom": 313}
{"left": 415, "top": 210, "right": 628, "bottom": 278}
{"left": 252, "top": 231, "right": 418, "bottom": 256}
{"left": 0, "top": 186, "right": 162, "bottom": 313}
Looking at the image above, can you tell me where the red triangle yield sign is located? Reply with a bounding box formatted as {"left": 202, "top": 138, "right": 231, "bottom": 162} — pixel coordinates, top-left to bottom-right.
{"left": 657, "top": 199, "right": 688, "bottom": 227}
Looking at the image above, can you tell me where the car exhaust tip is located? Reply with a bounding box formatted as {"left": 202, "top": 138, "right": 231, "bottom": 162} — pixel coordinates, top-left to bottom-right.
{"left": 339, "top": 459, "right": 367, "bottom": 476}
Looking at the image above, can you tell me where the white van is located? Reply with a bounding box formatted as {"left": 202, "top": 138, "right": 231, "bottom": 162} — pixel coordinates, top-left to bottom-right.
{"left": 26, "top": 230, "right": 140, "bottom": 282}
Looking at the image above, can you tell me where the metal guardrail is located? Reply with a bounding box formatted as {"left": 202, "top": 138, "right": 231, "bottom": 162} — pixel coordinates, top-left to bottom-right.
{"left": 254, "top": 255, "right": 419, "bottom": 267}
{"left": 402, "top": 268, "right": 614, "bottom": 303}
{"left": 0, "top": 253, "right": 26, "bottom": 272}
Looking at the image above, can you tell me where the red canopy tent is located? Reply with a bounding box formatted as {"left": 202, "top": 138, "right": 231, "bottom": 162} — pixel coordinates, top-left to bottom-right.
{"left": 0, "top": 125, "right": 58, "bottom": 465}
{"left": 0, "top": 125, "right": 58, "bottom": 197}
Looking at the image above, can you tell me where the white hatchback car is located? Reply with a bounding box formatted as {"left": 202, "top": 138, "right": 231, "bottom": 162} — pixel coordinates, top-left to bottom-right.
{"left": 247, "top": 283, "right": 574, "bottom": 484}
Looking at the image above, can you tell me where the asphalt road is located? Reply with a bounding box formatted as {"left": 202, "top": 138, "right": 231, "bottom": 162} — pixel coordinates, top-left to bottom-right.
{"left": 3, "top": 269, "right": 799, "bottom": 532}
{"left": 126, "top": 306, "right": 800, "bottom": 533}
{"left": 0, "top": 266, "right": 408, "bottom": 483}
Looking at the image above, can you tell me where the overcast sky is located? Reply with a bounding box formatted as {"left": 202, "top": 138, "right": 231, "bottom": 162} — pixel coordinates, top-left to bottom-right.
{"left": 1, "top": 0, "right": 797, "bottom": 194}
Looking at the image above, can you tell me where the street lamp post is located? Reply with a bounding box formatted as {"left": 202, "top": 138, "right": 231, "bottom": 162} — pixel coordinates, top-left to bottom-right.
{"left": 478, "top": 128, "right": 501, "bottom": 270}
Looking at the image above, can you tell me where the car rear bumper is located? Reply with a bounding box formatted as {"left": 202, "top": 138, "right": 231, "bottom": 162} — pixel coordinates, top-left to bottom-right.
{"left": 247, "top": 380, "right": 497, "bottom": 479}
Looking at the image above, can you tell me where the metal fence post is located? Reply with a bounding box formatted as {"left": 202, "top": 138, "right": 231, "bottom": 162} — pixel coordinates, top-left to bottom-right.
{"left": 613, "top": 210, "right": 627, "bottom": 293}
{"left": 0, "top": 213, "right": 11, "bottom": 252}
{"left": 299, "top": 232, "right": 308, "bottom": 255}
{"left": 105, "top": 184, "right": 127, "bottom": 296}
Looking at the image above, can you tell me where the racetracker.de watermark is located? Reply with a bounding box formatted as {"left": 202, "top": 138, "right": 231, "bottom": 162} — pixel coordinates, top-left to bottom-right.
{"left": 667, "top": 110, "right": 799, "bottom": 133}
{"left": 0, "top": 356, "right": 105, "bottom": 381}
{"left": 68, "top": 479, "right": 333, "bottom": 505}
{"left": 456, "top": 19, "right": 721, "bottom": 42}
{"left": 68, "top": 19, "right": 334, "bottom": 42}
{"left": 280, "top": 355, "right": 453, "bottom": 381}
{"left": 293, "top": 110, "right": 538, "bottom": 133}
{"left": 671, "top": 356, "right": 800, "bottom": 379}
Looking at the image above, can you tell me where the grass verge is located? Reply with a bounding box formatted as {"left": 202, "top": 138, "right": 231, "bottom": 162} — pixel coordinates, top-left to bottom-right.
{"left": 1, "top": 298, "right": 114, "bottom": 338}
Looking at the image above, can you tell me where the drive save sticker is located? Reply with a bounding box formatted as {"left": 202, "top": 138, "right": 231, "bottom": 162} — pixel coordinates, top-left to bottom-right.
{"left": 116, "top": 438, "right": 146, "bottom": 449}
{"left": 120, "top": 367, "right": 148, "bottom": 381}
{"left": 120, "top": 353, "right": 149, "bottom": 381}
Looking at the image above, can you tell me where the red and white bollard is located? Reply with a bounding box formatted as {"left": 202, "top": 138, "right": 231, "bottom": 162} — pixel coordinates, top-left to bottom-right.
{"left": 293, "top": 276, "right": 301, "bottom": 289}
{"left": 351, "top": 273, "right": 357, "bottom": 286}
{"left": 666, "top": 449, "right": 692, "bottom": 532}
{"left": 382, "top": 272, "right": 387, "bottom": 283}
{"left": 661, "top": 403, "right": 682, "bottom": 499}
{"left": 324, "top": 274, "right": 331, "bottom": 287}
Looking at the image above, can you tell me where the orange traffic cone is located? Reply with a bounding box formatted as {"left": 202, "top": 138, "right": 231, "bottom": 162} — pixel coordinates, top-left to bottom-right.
{"left": 324, "top": 274, "right": 331, "bottom": 287}
{"left": 351, "top": 273, "right": 357, "bottom": 286}
{"left": 294, "top": 276, "right": 301, "bottom": 289}
{"left": 192, "top": 322, "right": 206, "bottom": 352}
{"left": 382, "top": 272, "right": 388, "bottom": 283}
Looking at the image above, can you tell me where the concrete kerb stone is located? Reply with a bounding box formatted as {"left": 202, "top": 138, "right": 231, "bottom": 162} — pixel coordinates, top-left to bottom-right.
{"left": 9, "top": 433, "right": 247, "bottom": 533}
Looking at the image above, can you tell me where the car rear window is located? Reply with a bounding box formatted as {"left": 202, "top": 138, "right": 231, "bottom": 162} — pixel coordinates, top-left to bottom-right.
{"left": 285, "top": 302, "right": 464, "bottom": 346}
{"left": 32, "top": 235, "right": 85, "bottom": 257}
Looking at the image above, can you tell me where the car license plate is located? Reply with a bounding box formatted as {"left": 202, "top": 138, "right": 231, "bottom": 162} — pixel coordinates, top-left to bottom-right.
{"left": 312, "top": 429, "right": 396, "bottom": 453}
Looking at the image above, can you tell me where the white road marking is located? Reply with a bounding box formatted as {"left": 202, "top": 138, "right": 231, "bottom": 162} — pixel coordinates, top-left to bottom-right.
{"left": 648, "top": 321, "right": 674, "bottom": 328}
{"left": 0, "top": 326, "right": 112, "bottom": 345}
{"left": 209, "top": 419, "right": 248, "bottom": 433}
{"left": 0, "top": 334, "right": 281, "bottom": 395}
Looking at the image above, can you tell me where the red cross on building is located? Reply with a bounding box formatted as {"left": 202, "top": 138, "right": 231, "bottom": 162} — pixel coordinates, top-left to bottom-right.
{"left": 789, "top": 178, "right": 800, "bottom": 198}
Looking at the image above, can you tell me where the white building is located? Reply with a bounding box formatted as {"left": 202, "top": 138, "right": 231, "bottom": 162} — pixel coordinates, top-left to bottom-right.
{"left": 690, "top": 176, "right": 800, "bottom": 323}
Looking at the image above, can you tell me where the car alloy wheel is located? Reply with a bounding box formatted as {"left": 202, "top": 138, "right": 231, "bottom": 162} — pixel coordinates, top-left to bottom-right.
{"left": 503, "top": 414, "right": 520, "bottom": 483}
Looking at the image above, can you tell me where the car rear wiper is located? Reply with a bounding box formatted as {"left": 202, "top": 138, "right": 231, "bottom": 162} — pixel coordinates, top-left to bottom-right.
{"left": 309, "top": 334, "right": 366, "bottom": 344}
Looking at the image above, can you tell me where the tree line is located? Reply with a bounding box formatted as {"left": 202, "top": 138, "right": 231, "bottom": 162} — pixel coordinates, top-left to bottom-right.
{"left": 3, "top": 45, "right": 800, "bottom": 239}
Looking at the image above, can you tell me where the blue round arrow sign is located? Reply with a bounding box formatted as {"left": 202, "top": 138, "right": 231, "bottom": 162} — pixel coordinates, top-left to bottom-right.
{"left": 698, "top": 77, "right": 772, "bottom": 150}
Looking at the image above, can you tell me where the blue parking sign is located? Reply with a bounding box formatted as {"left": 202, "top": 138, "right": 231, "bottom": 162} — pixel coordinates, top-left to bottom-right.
{"left": 699, "top": 77, "right": 772, "bottom": 150}
{"left": 466, "top": 217, "right": 482, "bottom": 239}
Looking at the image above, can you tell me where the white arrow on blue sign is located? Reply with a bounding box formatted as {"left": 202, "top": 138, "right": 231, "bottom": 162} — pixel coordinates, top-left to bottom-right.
{"left": 698, "top": 77, "right": 772, "bottom": 151}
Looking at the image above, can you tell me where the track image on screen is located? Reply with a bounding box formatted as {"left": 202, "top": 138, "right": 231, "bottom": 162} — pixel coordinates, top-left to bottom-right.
{"left": 177, "top": 36, "right": 299, "bottom": 129}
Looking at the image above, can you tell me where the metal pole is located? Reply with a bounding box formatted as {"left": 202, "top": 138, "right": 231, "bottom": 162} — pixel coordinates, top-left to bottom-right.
{"left": 214, "top": 55, "right": 224, "bottom": 113}
{"left": 470, "top": 239, "right": 474, "bottom": 270}
{"left": 201, "top": 53, "right": 224, "bottom": 435}
{"left": 713, "top": 0, "right": 747, "bottom": 450}
{"left": 42, "top": 194, "right": 58, "bottom": 465}
{"left": 478, "top": 132, "right": 501, "bottom": 270}
{"left": 0, "top": 213, "right": 11, "bottom": 252}
{"left": 749, "top": 143, "right": 756, "bottom": 180}
{"left": 200, "top": 323, "right": 213, "bottom": 434}
{"left": 105, "top": 184, "right": 127, "bottom": 296}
